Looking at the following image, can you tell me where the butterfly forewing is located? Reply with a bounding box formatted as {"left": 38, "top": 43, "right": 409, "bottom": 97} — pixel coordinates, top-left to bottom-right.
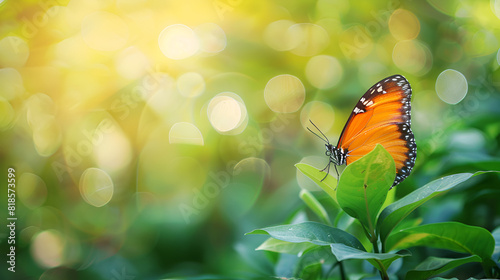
{"left": 336, "top": 75, "right": 416, "bottom": 187}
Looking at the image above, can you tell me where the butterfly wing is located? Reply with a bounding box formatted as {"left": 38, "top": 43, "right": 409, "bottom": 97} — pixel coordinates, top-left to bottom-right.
{"left": 336, "top": 75, "right": 416, "bottom": 187}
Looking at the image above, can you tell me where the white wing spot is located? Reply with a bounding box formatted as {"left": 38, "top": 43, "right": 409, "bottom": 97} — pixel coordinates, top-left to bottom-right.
{"left": 377, "top": 86, "right": 383, "bottom": 92}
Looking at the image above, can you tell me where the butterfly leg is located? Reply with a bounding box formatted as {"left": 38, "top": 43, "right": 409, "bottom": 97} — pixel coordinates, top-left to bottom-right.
{"left": 319, "top": 161, "right": 331, "bottom": 182}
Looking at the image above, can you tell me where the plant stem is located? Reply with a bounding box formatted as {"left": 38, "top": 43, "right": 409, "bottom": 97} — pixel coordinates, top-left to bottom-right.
{"left": 339, "top": 261, "right": 346, "bottom": 280}
{"left": 372, "top": 239, "right": 379, "bottom": 253}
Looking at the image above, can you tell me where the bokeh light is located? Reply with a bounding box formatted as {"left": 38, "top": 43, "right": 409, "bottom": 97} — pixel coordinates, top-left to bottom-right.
{"left": 305, "top": 55, "right": 343, "bottom": 89}
{"left": 3, "top": 0, "right": 500, "bottom": 278}
{"left": 497, "top": 48, "right": 500, "bottom": 65}
{"left": 0, "top": 68, "right": 24, "bottom": 100}
{"left": 0, "top": 97, "right": 14, "bottom": 130}
{"left": 264, "top": 74, "right": 305, "bottom": 113}
{"left": 115, "top": 46, "right": 151, "bottom": 79}
{"left": 389, "top": 9, "right": 420, "bottom": 40}
{"left": 392, "top": 40, "right": 432, "bottom": 75}
{"left": 288, "top": 23, "right": 329, "bottom": 56}
{"left": 300, "top": 101, "right": 335, "bottom": 133}
{"left": 79, "top": 168, "right": 114, "bottom": 207}
{"left": 208, "top": 93, "right": 248, "bottom": 134}
{"left": 31, "top": 230, "right": 65, "bottom": 268}
{"left": 493, "top": 0, "right": 500, "bottom": 19}
{"left": 194, "top": 23, "right": 227, "bottom": 53}
{"left": 169, "top": 122, "right": 204, "bottom": 145}
{"left": 340, "top": 25, "right": 374, "bottom": 60}
{"left": 158, "top": 24, "right": 200, "bottom": 60}
{"left": 0, "top": 36, "right": 29, "bottom": 67}
{"left": 263, "top": 20, "right": 298, "bottom": 51}
{"left": 93, "top": 127, "right": 133, "bottom": 173}
{"left": 435, "top": 69, "right": 468, "bottom": 104}
{"left": 177, "top": 72, "right": 205, "bottom": 97}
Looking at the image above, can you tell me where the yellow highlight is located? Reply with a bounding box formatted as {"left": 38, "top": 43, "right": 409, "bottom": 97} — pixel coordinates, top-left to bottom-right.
{"left": 194, "top": 23, "right": 226, "bottom": 53}
{"left": 388, "top": 233, "right": 429, "bottom": 251}
{"left": 158, "top": 24, "right": 200, "bottom": 60}
{"left": 289, "top": 23, "right": 329, "bottom": 56}
{"left": 389, "top": 9, "right": 420, "bottom": 40}
{"left": 0, "top": 97, "right": 14, "bottom": 130}
{"left": 305, "top": 55, "right": 343, "bottom": 89}
{"left": 0, "top": 36, "right": 29, "bottom": 68}
{"left": 263, "top": 20, "right": 298, "bottom": 52}
{"left": 392, "top": 40, "right": 432, "bottom": 75}
{"left": 115, "top": 46, "right": 151, "bottom": 79}
{"left": 0, "top": 68, "right": 24, "bottom": 100}
{"left": 81, "top": 11, "right": 129, "bottom": 51}
{"left": 264, "top": 74, "right": 305, "bottom": 113}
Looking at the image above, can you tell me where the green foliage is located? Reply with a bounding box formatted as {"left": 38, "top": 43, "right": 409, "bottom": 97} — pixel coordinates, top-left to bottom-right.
{"left": 377, "top": 172, "right": 479, "bottom": 248}
{"left": 250, "top": 146, "right": 500, "bottom": 279}
{"left": 330, "top": 243, "right": 410, "bottom": 275}
{"left": 247, "top": 221, "right": 364, "bottom": 249}
{"left": 386, "top": 222, "right": 495, "bottom": 261}
{"left": 406, "top": 256, "right": 482, "bottom": 279}
{"left": 296, "top": 163, "right": 338, "bottom": 200}
{"left": 336, "top": 144, "right": 395, "bottom": 241}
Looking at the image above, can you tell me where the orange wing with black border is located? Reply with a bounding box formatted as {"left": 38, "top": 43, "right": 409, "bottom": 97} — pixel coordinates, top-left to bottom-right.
{"left": 336, "top": 75, "right": 416, "bottom": 187}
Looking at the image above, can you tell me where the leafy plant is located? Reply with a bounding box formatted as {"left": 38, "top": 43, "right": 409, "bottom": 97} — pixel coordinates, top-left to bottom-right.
{"left": 247, "top": 144, "right": 500, "bottom": 279}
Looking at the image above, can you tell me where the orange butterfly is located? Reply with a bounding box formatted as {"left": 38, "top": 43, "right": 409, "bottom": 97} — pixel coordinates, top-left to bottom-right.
{"left": 309, "top": 75, "right": 416, "bottom": 187}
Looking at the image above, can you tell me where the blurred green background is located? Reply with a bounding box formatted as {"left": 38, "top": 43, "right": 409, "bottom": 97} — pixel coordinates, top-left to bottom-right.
{"left": 1, "top": 0, "right": 500, "bottom": 279}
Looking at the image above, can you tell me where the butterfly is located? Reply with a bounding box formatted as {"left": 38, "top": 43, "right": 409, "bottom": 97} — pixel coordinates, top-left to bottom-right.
{"left": 308, "top": 74, "right": 416, "bottom": 188}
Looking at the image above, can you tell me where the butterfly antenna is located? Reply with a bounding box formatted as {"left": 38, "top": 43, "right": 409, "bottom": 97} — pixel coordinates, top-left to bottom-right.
{"left": 307, "top": 119, "right": 330, "bottom": 144}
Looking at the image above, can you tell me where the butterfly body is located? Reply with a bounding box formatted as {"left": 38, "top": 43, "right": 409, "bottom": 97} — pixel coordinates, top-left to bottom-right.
{"left": 311, "top": 74, "right": 416, "bottom": 188}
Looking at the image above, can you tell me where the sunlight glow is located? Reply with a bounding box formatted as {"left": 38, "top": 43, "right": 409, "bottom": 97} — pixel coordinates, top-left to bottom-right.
{"left": 81, "top": 11, "right": 129, "bottom": 51}
{"left": 0, "top": 36, "right": 29, "bottom": 67}
{"left": 208, "top": 95, "right": 243, "bottom": 133}
{"left": 31, "top": 230, "right": 65, "bottom": 268}
{"left": 158, "top": 24, "right": 200, "bottom": 60}
{"left": 436, "top": 69, "right": 468, "bottom": 105}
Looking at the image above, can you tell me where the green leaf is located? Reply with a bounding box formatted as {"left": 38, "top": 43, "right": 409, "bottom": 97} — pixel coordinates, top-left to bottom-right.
{"left": 295, "top": 163, "right": 337, "bottom": 201}
{"left": 294, "top": 246, "right": 335, "bottom": 279}
{"left": 330, "top": 243, "right": 410, "bottom": 273}
{"left": 336, "top": 144, "right": 395, "bottom": 236}
{"left": 386, "top": 222, "right": 495, "bottom": 262}
{"left": 406, "top": 255, "right": 481, "bottom": 279}
{"left": 493, "top": 226, "right": 500, "bottom": 263}
{"left": 256, "top": 237, "right": 317, "bottom": 255}
{"left": 246, "top": 221, "right": 365, "bottom": 250}
{"left": 377, "top": 172, "right": 478, "bottom": 247}
{"left": 299, "top": 189, "right": 330, "bottom": 224}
